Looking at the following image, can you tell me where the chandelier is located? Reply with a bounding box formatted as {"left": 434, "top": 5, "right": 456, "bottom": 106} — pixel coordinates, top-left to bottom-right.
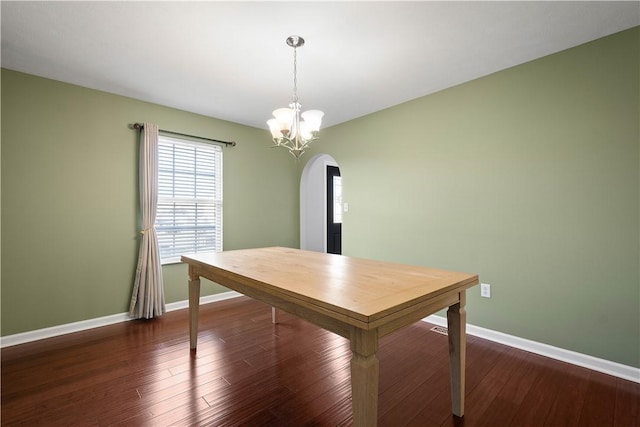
{"left": 267, "top": 35, "right": 324, "bottom": 160}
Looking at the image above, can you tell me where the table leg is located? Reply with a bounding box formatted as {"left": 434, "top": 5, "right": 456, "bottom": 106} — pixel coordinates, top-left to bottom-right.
{"left": 271, "top": 307, "right": 279, "bottom": 324}
{"left": 447, "top": 290, "right": 467, "bottom": 417}
{"left": 350, "top": 327, "right": 379, "bottom": 427}
{"left": 188, "top": 266, "right": 201, "bottom": 351}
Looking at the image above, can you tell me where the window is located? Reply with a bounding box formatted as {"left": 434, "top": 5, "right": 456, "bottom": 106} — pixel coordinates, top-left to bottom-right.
{"left": 332, "top": 175, "right": 342, "bottom": 224}
{"left": 155, "top": 135, "right": 223, "bottom": 263}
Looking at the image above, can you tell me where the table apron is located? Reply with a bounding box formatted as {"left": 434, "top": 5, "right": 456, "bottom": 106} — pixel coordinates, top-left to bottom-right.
{"left": 191, "top": 266, "right": 463, "bottom": 340}
{"left": 376, "top": 291, "right": 461, "bottom": 338}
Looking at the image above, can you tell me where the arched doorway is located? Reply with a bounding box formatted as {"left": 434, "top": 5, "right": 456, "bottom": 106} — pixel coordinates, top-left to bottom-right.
{"left": 300, "top": 154, "right": 341, "bottom": 253}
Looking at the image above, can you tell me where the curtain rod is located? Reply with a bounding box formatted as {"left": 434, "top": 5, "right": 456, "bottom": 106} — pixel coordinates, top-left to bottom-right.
{"left": 132, "top": 123, "right": 236, "bottom": 147}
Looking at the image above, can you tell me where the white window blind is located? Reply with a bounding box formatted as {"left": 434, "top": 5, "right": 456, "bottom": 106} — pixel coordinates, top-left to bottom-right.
{"left": 156, "top": 135, "right": 223, "bottom": 263}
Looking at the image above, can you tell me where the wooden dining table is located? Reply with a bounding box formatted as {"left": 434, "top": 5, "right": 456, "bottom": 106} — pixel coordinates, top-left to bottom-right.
{"left": 182, "top": 247, "right": 479, "bottom": 426}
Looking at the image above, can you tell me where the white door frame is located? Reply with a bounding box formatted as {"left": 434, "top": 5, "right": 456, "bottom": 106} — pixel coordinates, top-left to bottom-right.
{"left": 300, "top": 154, "right": 338, "bottom": 253}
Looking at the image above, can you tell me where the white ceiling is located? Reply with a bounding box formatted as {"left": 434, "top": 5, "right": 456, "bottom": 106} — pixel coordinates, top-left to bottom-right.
{"left": 2, "top": 1, "right": 638, "bottom": 130}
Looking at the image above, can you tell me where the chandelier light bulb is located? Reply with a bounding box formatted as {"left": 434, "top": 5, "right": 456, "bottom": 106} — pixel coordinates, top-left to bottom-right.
{"left": 267, "top": 119, "right": 283, "bottom": 139}
{"left": 301, "top": 110, "right": 324, "bottom": 133}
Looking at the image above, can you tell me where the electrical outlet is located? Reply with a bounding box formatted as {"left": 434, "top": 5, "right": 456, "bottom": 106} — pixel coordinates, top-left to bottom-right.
{"left": 480, "top": 283, "right": 491, "bottom": 298}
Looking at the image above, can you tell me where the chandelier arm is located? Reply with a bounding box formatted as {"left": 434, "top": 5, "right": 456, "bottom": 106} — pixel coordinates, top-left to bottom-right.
{"left": 279, "top": 137, "right": 295, "bottom": 151}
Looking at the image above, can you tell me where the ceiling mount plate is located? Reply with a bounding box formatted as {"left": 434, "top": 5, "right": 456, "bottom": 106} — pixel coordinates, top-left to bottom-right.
{"left": 286, "top": 35, "right": 305, "bottom": 48}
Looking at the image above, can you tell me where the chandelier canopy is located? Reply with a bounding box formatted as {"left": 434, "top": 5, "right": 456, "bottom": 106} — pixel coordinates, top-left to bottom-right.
{"left": 267, "top": 35, "right": 324, "bottom": 160}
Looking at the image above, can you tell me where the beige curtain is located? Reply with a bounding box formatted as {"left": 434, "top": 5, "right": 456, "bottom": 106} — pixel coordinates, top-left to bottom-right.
{"left": 129, "top": 122, "right": 165, "bottom": 319}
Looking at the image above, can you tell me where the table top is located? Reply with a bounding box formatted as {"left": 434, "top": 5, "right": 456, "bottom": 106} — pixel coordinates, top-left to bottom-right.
{"left": 182, "top": 247, "right": 478, "bottom": 325}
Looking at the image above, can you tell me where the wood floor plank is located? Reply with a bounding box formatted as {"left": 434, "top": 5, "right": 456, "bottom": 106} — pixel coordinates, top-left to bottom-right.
{"left": 268, "top": 365, "right": 352, "bottom": 421}
{"left": 614, "top": 378, "right": 640, "bottom": 426}
{"left": 383, "top": 357, "right": 451, "bottom": 427}
{"left": 540, "top": 361, "right": 591, "bottom": 427}
{"left": 576, "top": 371, "right": 620, "bottom": 427}
{"left": 2, "top": 296, "right": 636, "bottom": 427}
{"left": 111, "top": 392, "right": 211, "bottom": 426}
{"left": 304, "top": 381, "right": 354, "bottom": 426}
{"left": 510, "top": 363, "right": 563, "bottom": 426}
{"left": 402, "top": 336, "right": 513, "bottom": 427}
{"left": 471, "top": 351, "right": 544, "bottom": 427}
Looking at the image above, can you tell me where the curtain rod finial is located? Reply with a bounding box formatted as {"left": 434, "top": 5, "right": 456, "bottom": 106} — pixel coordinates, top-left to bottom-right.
{"left": 132, "top": 123, "right": 143, "bottom": 130}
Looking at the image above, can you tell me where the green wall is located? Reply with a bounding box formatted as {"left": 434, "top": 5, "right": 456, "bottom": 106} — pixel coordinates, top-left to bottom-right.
{"left": 1, "top": 69, "right": 299, "bottom": 335}
{"left": 304, "top": 27, "right": 639, "bottom": 367}
{"left": 2, "top": 27, "right": 638, "bottom": 369}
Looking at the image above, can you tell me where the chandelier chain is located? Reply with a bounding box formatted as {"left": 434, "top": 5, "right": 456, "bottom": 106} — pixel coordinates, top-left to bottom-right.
{"left": 292, "top": 47, "right": 298, "bottom": 103}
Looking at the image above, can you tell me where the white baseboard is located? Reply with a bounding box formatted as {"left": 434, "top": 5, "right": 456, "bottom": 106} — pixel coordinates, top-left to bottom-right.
{"left": 424, "top": 315, "right": 640, "bottom": 384}
{"left": 0, "top": 291, "right": 242, "bottom": 348}
{"left": 2, "top": 293, "right": 637, "bottom": 384}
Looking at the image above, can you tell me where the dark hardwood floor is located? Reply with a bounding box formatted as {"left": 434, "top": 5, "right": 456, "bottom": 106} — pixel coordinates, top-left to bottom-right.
{"left": 2, "top": 296, "right": 638, "bottom": 426}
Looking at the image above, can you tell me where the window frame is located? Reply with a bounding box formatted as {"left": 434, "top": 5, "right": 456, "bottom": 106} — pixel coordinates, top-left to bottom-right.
{"left": 155, "top": 134, "right": 223, "bottom": 265}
